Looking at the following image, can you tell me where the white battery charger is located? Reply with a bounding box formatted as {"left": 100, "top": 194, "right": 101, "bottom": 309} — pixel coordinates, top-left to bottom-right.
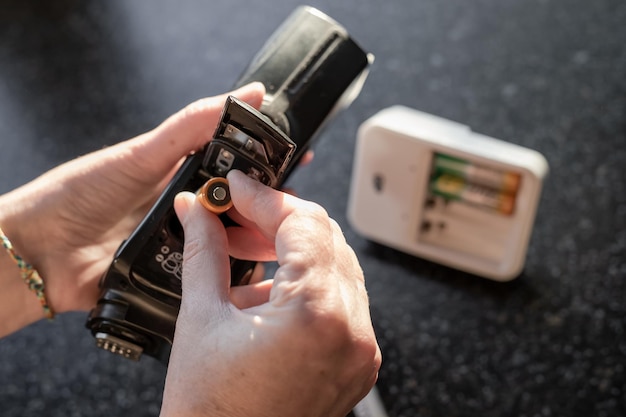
{"left": 347, "top": 106, "right": 548, "bottom": 281}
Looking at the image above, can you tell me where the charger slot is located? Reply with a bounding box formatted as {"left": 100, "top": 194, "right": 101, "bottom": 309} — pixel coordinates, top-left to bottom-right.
{"left": 418, "top": 152, "right": 522, "bottom": 263}
{"left": 420, "top": 198, "right": 511, "bottom": 262}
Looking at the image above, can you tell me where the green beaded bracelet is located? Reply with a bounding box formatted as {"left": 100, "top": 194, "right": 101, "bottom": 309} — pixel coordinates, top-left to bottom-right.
{"left": 0, "top": 227, "right": 54, "bottom": 319}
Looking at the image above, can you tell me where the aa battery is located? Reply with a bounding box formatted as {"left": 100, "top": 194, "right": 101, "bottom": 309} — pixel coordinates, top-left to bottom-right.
{"left": 430, "top": 173, "right": 516, "bottom": 215}
{"left": 197, "top": 177, "right": 233, "bottom": 214}
{"left": 433, "top": 153, "right": 521, "bottom": 193}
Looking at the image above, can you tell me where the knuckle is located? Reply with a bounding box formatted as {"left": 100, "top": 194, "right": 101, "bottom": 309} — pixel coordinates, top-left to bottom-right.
{"left": 302, "top": 201, "right": 330, "bottom": 223}
{"left": 289, "top": 201, "right": 333, "bottom": 236}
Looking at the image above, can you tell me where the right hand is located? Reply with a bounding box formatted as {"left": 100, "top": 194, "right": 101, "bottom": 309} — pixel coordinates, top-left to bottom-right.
{"left": 160, "top": 170, "right": 381, "bottom": 417}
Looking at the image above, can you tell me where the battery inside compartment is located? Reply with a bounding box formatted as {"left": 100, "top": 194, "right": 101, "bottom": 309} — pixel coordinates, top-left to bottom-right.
{"left": 430, "top": 153, "right": 521, "bottom": 215}
{"left": 418, "top": 152, "right": 523, "bottom": 264}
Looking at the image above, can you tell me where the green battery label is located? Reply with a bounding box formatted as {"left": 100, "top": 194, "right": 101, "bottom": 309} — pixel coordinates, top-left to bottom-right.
{"left": 430, "top": 173, "right": 516, "bottom": 215}
{"left": 434, "top": 153, "right": 521, "bottom": 193}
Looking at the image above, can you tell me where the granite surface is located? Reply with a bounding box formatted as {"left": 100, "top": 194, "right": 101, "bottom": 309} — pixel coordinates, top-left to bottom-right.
{"left": 0, "top": 0, "right": 624, "bottom": 416}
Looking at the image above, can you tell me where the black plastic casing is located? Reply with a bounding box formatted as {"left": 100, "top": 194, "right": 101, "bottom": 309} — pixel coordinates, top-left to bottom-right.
{"left": 85, "top": 5, "right": 372, "bottom": 364}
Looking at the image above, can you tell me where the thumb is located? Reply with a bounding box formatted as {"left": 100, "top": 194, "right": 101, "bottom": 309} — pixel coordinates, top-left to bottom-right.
{"left": 174, "top": 192, "right": 231, "bottom": 316}
{"left": 130, "top": 82, "right": 266, "bottom": 180}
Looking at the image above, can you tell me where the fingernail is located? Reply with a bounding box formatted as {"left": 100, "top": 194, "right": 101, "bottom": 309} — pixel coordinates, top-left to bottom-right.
{"left": 238, "top": 81, "right": 265, "bottom": 92}
{"left": 232, "top": 82, "right": 266, "bottom": 99}
{"left": 226, "top": 169, "right": 244, "bottom": 180}
{"left": 226, "top": 169, "right": 255, "bottom": 188}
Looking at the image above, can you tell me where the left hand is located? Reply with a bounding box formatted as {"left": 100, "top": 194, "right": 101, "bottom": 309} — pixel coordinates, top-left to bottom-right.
{"left": 0, "top": 83, "right": 265, "bottom": 322}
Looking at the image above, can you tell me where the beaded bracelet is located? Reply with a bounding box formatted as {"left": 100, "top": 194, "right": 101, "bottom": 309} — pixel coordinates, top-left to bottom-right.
{"left": 0, "top": 226, "right": 54, "bottom": 319}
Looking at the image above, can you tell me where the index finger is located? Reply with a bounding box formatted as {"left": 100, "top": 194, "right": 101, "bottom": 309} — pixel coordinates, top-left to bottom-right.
{"left": 226, "top": 170, "right": 337, "bottom": 269}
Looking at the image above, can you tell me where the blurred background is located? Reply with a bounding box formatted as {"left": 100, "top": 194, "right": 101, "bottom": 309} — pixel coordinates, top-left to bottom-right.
{"left": 0, "top": 0, "right": 624, "bottom": 416}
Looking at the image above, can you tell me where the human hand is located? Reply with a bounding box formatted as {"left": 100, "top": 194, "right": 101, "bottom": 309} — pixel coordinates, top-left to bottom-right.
{"left": 0, "top": 83, "right": 265, "bottom": 329}
{"left": 160, "top": 170, "right": 381, "bottom": 417}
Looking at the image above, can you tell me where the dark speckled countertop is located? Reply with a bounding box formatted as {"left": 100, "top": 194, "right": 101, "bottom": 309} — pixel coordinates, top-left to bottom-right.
{"left": 0, "top": 1, "right": 624, "bottom": 416}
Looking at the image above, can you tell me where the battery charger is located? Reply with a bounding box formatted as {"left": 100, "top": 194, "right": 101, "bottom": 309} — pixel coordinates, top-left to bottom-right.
{"left": 347, "top": 106, "right": 548, "bottom": 281}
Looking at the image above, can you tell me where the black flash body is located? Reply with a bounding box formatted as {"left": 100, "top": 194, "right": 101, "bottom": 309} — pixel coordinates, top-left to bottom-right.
{"left": 86, "top": 5, "right": 372, "bottom": 364}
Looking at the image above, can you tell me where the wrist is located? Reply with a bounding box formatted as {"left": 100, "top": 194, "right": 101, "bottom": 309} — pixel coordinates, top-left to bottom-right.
{"left": 0, "top": 187, "right": 55, "bottom": 335}
{"left": 0, "top": 180, "right": 54, "bottom": 266}
{"left": 0, "top": 224, "right": 48, "bottom": 336}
